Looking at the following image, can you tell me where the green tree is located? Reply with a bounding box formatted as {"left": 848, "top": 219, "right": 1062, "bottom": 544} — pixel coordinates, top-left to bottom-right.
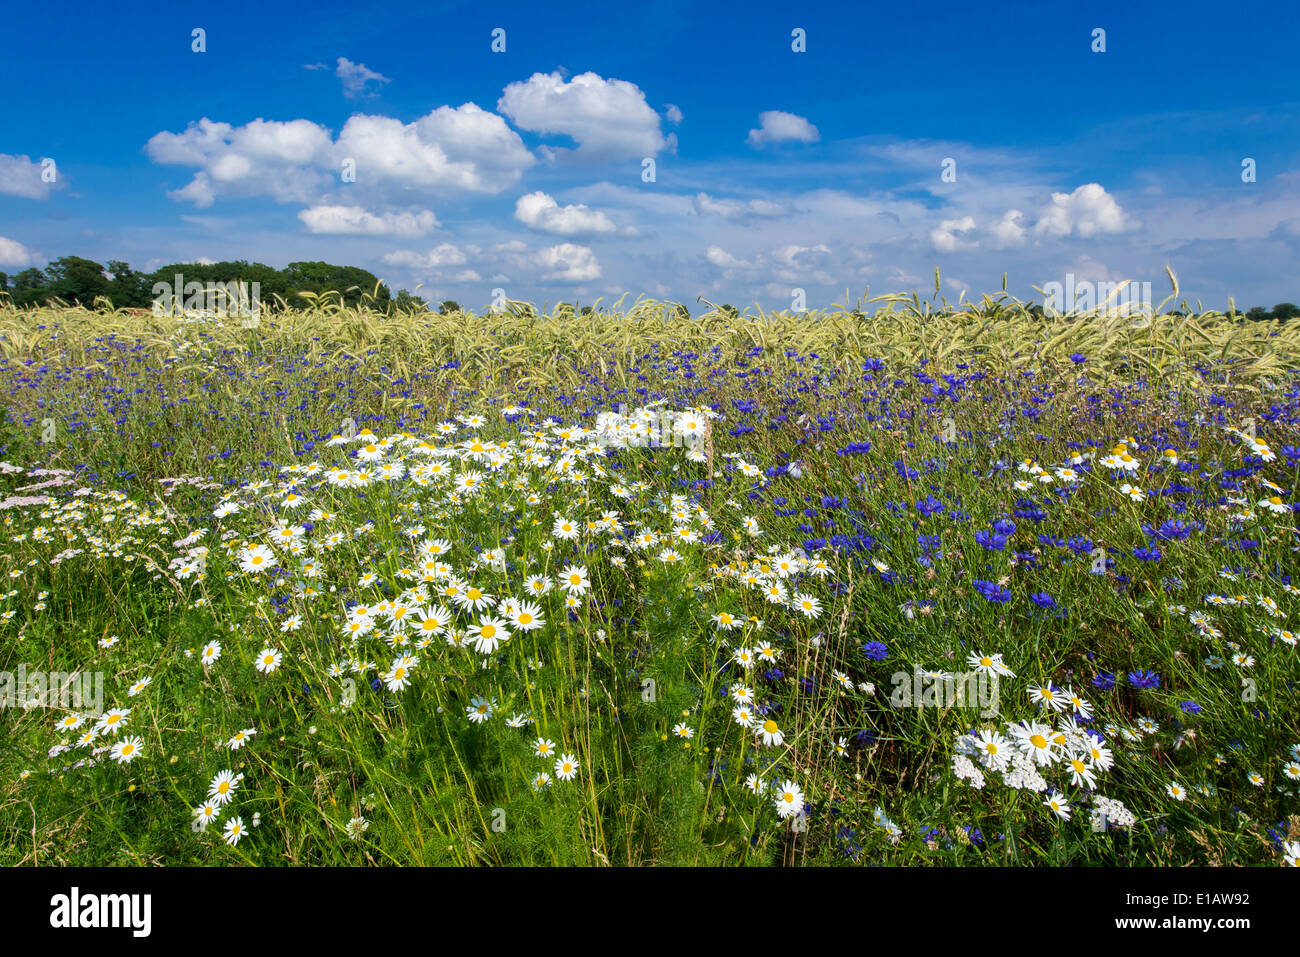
{"left": 438, "top": 300, "right": 460, "bottom": 315}
{"left": 1271, "top": 303, "right": 1300, "bottom": 321}
{"left": 283, "top": 261, "right": 389, "bottom": 308}
{"left": 43, "top": 256, "right": 110, "bottom": 306}
{"left": 391, "top": 289, "right": 429, "bottom": 313}
{"left": 106, "top": 260, "right": 148, "bottom": 308}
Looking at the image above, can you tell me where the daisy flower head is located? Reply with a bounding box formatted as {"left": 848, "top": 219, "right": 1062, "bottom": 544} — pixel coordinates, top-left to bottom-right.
{"left": 254, "top": 647, "right": 282, "bottom": 674}
{"left": 383, "top": 661, "right": 414, "bottom": 692}
{"left": 773, "top": 780, "right": 805, "bottom": 819}
{"left": 558, "top": 565, "right": 590, "bottom": 595}
{"left": 109, "top": 736, "right": 143, "bottom": 765}
{"left": 554, "top": 753, "right": 579, "bottom": 781}
{"left": 466, "top": 697, "right": 495, "bottom": 723}
{"left": 95, "top": 707, "right": 131, "bottom": 736}
{"left": 1043, "top": 793, "right": 1071, "bottom": 820}
{"left": 1120, "top": 483, "right": 1146, "bottom": 502}
{"left": 192, "top": 802, "right": 221, "bottom": 832}
{"left": 1011, "top": 720, "right": 1058, "bottom": 765}
{"left": 469, "top": 615, "right": 511, "bottom": 655}
{"left": 226, "top": 727, "right": 257, "bottom": 750}
{"left": 208, "top": 769, "right": 241, "bottom": 805}
{"left": 507, "top": 600, "right": 545, "bottom": 631}
{"left": 793, "top": 593, "right": 822, "bottom": 619}
{"left": 755, "top": 718, "right": 784, "bottom": 747}
{"left": 974, "top": 729, "right": 1011, "bottom": 770}
{"left": 713, "top": 611, "right": 740, "bottom": 631}
{"left": 1027, "top": 682, "right": 1068, "bottom": 713}
{"left": 967, "top": 651, "right": 1015, "bottom": 678}
{"left": 54, "top": 713, "right": 85, "bottom": 733}
{"left": 238, "top": 543, "right": 278, "bottom": 574}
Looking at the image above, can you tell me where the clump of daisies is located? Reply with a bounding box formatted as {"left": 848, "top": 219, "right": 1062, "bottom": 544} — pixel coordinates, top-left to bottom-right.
{"left": 951, "top": 678, "right": 1118, "bottom": 825}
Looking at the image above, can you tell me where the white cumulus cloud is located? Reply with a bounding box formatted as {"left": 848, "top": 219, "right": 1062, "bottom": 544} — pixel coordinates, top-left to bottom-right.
{"left": 382, "top": 243, "right": 473, "bottom": 270}
{"left": 147, "top": 105, "right": 535, "bottom": 208}
{"left": 705, "top": 246, "right": 753, "bottom": 270}
{"left": 746, "top": 111, "right": 819, "bottom": 147}
{"left": 535, "top": 243, "right": 601, "bottom": 281}
{"left": 1034, "top": 183, "right": 1133, "bottom": 238}
{"left": 0, "top": 236, "right": 36, "bottom": 267}
{"left": 0, "top": 154, "right": 59, "bottom": 199}
{"left": 497, "top": 71, "right": 672, "bottom": 161}
{"left": 990, "top": 209, "right": 1027, "bottom": 248}
{"left": 299, "top": 205, "right": 438, "bottom": 237}
{"left": 514, "top": 191, "right": 617, "bottom": 236}
{"left": 931, "top": 216, "right": 979, "bottom": 252}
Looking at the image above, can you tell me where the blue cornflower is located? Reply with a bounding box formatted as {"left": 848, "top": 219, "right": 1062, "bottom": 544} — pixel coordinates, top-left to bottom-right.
{"left": 915, "top": 494, "right": 945, "bottom": 517}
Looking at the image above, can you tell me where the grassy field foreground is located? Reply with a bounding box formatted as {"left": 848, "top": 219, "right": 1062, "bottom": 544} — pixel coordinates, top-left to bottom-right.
{"left": 0, "top": 292, "right": 1298, "bottom": 866}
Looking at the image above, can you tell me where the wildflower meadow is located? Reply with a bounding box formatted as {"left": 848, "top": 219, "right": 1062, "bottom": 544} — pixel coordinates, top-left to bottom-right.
{"left": 1, "top": 289, "right": 1297, "bottom": 867}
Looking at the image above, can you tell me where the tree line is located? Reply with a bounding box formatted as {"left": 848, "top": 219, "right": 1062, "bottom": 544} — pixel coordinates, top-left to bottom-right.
{"left": 0, "top": 256, "right": 417, "bottom": 313}
{"left": 1, "top": 256, "right": 1296, "bottom": 322}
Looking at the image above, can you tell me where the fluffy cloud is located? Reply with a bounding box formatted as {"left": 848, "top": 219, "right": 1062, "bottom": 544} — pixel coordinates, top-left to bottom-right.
{"left": 383, "top": 242, "right": 471, "bottom": 270}
{"left": 336, "top": 105, "right": 535, "bottom": 193}
{"left": 147, "top": 105, "right": 535, "bottom": 207}
{"left": 930, "top": 216, "right": 978, "bottom": 252}
{"left": 498, "top": 71, "right": 672, "bottom": 161}
{"left": 335, "top": 57, "right": 389, "bottom": 98}
{"left": 746, "top": 111, "right": 819, "bottom": 147}
{"left": 0, "top": 153, "right": 60, "bottom": 199}
{"left": 703, "top": 243, "right": 833, "bottom": 284}
{"left": 989, "top": 209, "right": 1027, "bottom": 248}
{"left": 0, "top": 235, "right": 36, "bottom": 267}
{"left": 535, "top": 243, "right": 601, "bottom": 281}
{"left": 705, "top": 245, "right": 753, "bottom": 270}
{"left": 1034, "top": 183, "right": 1132, "bottom": 238}
{"left": 514, "top": 191, "right": 617, "bottom": 236}
{"left": 298, "top": 205, "right": 438, "bottom": 236}
{"left": 146, "top": 117, "right": 334, "bottom": 207}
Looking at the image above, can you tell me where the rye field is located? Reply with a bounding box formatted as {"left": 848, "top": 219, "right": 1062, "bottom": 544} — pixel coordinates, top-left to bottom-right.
{"left": 1, "top": 290, "right": 1299, "bottom": 867}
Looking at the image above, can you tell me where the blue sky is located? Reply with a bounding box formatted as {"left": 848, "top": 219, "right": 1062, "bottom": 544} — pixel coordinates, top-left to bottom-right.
{"left": 2, "top": 0, "right": 1298, "bottom": 311}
